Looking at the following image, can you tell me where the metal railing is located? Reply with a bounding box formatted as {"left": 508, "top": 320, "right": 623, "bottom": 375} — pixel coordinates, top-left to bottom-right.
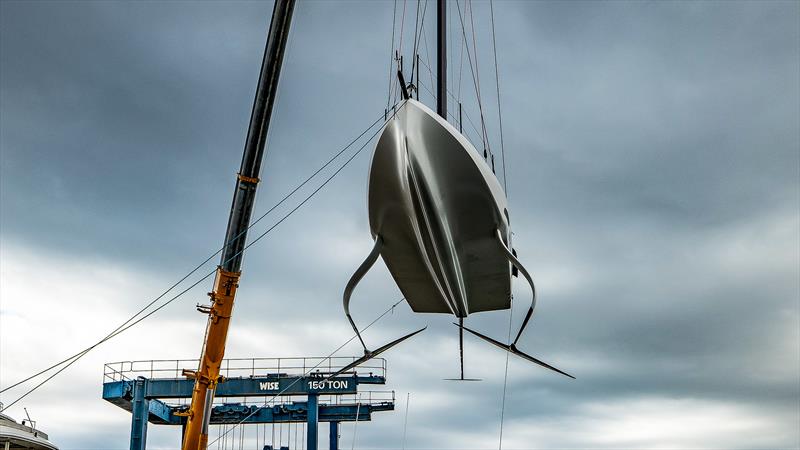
{"left": 163, "top": 390, "right": 395, "bottom": 411}
{"left": 319, "top": 390, "right": 395, "bottom": 406}
{"left": 103, "top": 357, "right": 387, "bottom": 383}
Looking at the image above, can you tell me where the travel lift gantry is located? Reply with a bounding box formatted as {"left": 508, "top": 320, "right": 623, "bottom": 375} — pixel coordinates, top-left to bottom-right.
{"left": 102, "top": 357, "right": 394, "bottom": 450}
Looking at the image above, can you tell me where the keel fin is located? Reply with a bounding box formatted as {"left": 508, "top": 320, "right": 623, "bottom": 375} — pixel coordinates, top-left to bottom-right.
{"left": 442, "top": 317, "right": 482, "bottom": 381}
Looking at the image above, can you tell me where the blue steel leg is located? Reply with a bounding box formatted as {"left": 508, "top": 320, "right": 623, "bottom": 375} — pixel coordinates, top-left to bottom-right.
{"left": 130, "top": 377, "right": 149, "bottom": 450}
{"left": 307, "top": 394, "right": 319, "bottom": 450}
{"left": 329, "top": 421, "right": 339, "bottom": 450}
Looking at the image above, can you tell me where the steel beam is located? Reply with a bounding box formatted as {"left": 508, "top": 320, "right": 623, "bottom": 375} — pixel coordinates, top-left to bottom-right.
{"left": 105, "top": 375, "right": 380, "bottom": 404}
{"left": 104, "top": 375, "right": 380, "bottom": 401}
{"left": 307, "top": 394, "right": 319, "bottom": 450}
{"left": 330, "top": 421, "right": 339, "bottom": 450}
{"left": 104, "top": 379, "right": 392, "bottom": 425}
{"left": 201, "top": 402, "right": 387, "bottom": 425}
{"left": 129, "top": 378, "right": 149, "bottom": 450}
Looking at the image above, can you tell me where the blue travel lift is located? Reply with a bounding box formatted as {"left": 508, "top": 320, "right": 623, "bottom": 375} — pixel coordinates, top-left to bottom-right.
{"left": 102, "top": 359, "right": 394, "bottom": 450}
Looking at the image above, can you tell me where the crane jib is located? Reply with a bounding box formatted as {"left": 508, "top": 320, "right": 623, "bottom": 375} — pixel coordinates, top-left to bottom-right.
{"left": 181, "top": 1, "right": 296, "bottom": 449}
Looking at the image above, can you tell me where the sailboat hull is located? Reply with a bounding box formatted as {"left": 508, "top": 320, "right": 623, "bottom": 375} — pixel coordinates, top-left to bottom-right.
{"left": 368, "top": 99, "right": 511, "bottom": 317}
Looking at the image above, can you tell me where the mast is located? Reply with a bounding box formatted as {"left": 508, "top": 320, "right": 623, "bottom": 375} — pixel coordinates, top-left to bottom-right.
{"left": 181, "top": 1, "right": 295, "bottom": 449}
{"left": 436, "top": 0, "right": 447, "bottom": 119}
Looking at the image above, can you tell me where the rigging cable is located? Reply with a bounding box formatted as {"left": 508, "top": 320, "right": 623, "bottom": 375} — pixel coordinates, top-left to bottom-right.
{"left": 0, "top": 107, "right": 394, "bottom": 412}
{"left": 414, "top": 58, "right": 484, "bottom": 148}
{"left": 351, "top": 393, "right": 361, "bottom": 450}
{"left": 489, "top": 0, "right": 507, "bottom": 193}
{"left": 419, "top": 15, "right": 437, "bottom": 108}
{"left": 401, "top": 392, "right": 411, "bottom": 450}
{"left": 454, "top": 0, "right": 490, "bottom": 157}
{"left": 386, "top": 0, "right": 399, "bottom": 111}
{"left": 488, "top": 2, "right": 511, "bottom": 446}
{"left": 240, "top": 412, "right": 246, "bottom": 450}
{"left": 412, "top": 0, "right": 429, "bottom": 99}
{"left": 390, "top": 0, "right": 408, "bottom": 109}
{"left": 1, "top": 108, "right": 387, "bottom": 397}
{"left": 498, "top": 301, "right": 514, "bottom": 450}
{"left": 466, "top": 0, "right": 491, "bottom": 158}
{"left": 410, "top": 0, "right": 422, "bottom": 90}
{"left": 397, "top": 0, "right": 408, "bottom": 62}
{"left": 456, "top": 11, "right": 466, "bottom": 106}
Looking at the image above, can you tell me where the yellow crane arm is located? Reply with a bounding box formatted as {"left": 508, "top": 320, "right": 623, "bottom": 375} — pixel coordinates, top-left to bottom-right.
{"left": 181, "top": 268, "right": 239, "bottom": 449}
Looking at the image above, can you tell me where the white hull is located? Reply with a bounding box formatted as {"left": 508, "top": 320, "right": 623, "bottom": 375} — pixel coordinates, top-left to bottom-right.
{"left": 368, "top": 99, "right": 512, "bottom": 317}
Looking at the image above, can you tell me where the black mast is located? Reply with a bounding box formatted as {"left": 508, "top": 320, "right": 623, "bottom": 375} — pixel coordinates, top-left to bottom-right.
{"left": 436, "top": 0, "right": 447, "bottom": 119}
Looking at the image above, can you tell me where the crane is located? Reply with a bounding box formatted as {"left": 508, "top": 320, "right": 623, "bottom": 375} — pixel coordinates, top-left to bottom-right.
{"left": 180, "top": 1, "right": 295, "bottom": 448}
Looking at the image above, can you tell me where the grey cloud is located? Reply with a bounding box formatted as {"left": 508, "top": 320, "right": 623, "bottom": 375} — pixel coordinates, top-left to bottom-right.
{"left": 1, "top": 1, "right": 798, "bottom": 449}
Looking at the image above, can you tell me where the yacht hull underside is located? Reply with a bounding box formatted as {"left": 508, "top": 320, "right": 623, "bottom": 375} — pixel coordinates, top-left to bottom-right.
{"left": 368, "top": 99, "right": 512, "bottom": 317}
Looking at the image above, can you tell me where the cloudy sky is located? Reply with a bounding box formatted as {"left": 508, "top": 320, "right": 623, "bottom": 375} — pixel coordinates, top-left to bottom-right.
{"left": 1, "top": 1, "right": 798, "bottom": 449}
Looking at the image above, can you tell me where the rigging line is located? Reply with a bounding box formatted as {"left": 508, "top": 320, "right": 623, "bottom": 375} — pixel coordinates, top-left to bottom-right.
{"left": 0, "top": 245, "right": 220, "bottom": 395}
{"left": 410, "top": 0, "right": 429, "bottom": 103}
{"left": 419, "top": 18, "right": 436, "bottom": 110}
{"left": 498, "top": 297, "right": 514, "bottom": 450}
{"left": 415, "top": 79, "right": 480, "bottom": 147}
{"left": 457, "top": 11, "right": 466, "bottom": 104}
{"left": 413, "top": 0, "right": 429, "bottom": 82}
{"left": 0, "top": 109, "right": 389, "bottom": 397}
{"left": 401, "top": 392, "right": 411, "bottom": 450}
{"left": 454, "top": 0, "right": 490, "bottom": 155}
{"left": 410, "top": 0, "right": 421, "bottom": 86}
{"left": 419, "top": 55, "right": 481, "bottom": 117}
{"left": 416, "top": 68, "right": 435, "bottom": 105}
{"left": 207, "top": 297, "right": 407, "bottom": 446}
{"left": 398, "top": 0, "right": 408, "bottom": 61}
{"left": 489, "top": 0, "right": 508, "bottom": 194}
{"left": 414, "top": 2, "right": 481, "bottom": 154}
{"left": 351, "top": 393, "right": 361, "bottom": 450}
{"left": 415, "top": 58, "right": 484, "bottom": 140}
{"left": 241, "top": 413, "right": 246, "bottom": 450}
{"left": 0, "top": 108, "right": 393, "bottom": 412}
{"left": 413, "top": 78, "right": 487, "bottom": 157}
{"left": 387, "top": 0, "right": 398, "bottom": 111}
{"left": 467, "top": 0, "right": 491, "bottom": 156}
{"left": 414, "top": 73, "right": 487, "bottom": 157}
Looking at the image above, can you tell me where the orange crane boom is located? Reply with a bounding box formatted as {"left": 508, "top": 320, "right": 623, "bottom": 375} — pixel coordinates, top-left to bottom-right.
{"left": 180, "top": 1, "right": 295, "bottom": 448}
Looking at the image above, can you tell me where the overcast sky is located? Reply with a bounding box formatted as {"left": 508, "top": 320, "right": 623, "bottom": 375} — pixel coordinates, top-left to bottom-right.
{"left": 1, "top": 1, "right": 798, "bottom": 449}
